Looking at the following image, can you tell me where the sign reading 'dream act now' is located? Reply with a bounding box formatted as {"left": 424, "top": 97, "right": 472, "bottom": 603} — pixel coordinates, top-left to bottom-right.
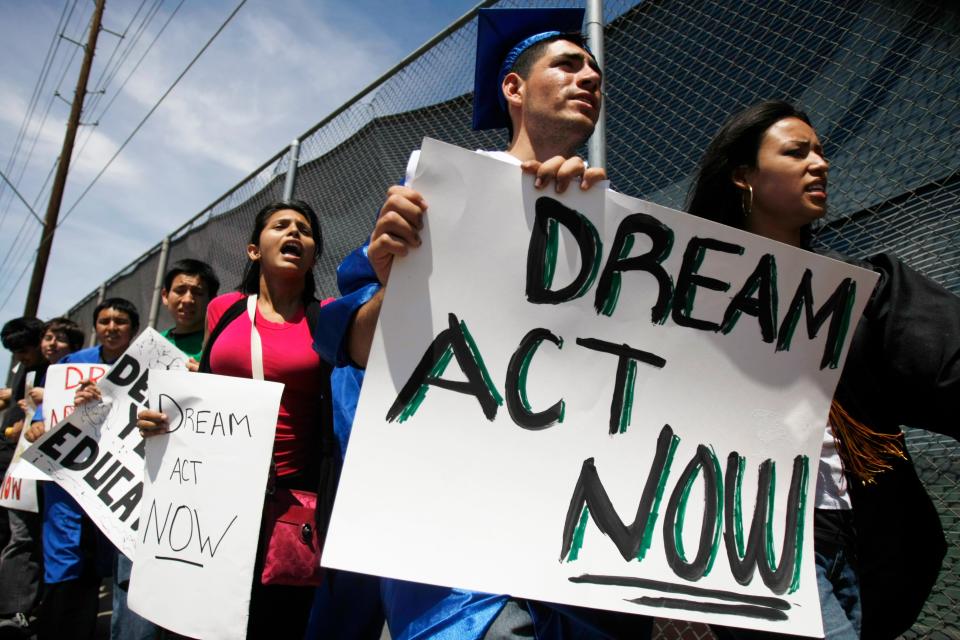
{"left": 323, "top": 138, "right": 879, "bottom": 637}
{"left": 128, "top": 370, "right": 281, "bottom": 640}
{"left": 23, "top": 329, "right": 188, "bottom": 556}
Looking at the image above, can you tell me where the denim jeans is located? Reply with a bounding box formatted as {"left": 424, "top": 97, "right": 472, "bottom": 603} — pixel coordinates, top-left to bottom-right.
{"left": 816, "top": 548, "right": 861, "bottom": 639}
{"left": 712, "top": 548, "right": 862, "bottom": 639}
{"left": 111, "top": 553, "right": 158, "bottom": 640}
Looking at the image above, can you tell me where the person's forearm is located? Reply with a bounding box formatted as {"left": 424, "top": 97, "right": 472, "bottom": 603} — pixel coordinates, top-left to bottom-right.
{"left": 347, "top": 288, "right": 385, "bottom": 368}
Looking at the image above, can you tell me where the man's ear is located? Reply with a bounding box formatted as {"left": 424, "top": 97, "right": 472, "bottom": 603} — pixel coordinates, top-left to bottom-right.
{"left": 731, "top": 166, "right": 751, "bottom": 191}
{"left": 160, "top": 289, "right": 169, "bottom": 304}
{"left": 502, "top": 72, "right": 524, "bottom": 110}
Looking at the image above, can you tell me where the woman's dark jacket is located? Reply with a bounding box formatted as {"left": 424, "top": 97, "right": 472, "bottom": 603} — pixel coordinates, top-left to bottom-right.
{"left": 830, "top": 252, "right": 960, "bottom": 639}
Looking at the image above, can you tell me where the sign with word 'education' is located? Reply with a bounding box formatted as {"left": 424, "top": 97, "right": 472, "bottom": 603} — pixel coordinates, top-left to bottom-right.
{"left": 323, "top": 138, "right": 879, "bottom": 637}
{"left": 24, "top": 329, "right": 188, "bottom": 556}
{"left": 128, "top": 370, "right": 281, "bottom": 640}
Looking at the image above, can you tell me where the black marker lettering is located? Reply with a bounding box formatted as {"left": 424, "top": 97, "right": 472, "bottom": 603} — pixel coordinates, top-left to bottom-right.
{"left": 505, "top": 328, "right": 565, "bottom": 430}
{"left": 559, "top": 424, "right": 678, "bottom": 562}
{"left": 595, "top": 212, "right": 675, "bottom": 322}
{"left": 60, "top": 436, "right": 99, "bottom": 471}
{"left": 37, "top": 423, "right": 79, "bottom": 461}
{"left": 387, "top": 313, "right": 502, "bottom": 422}
{"left": 576, "top": 338, "right": 666, "bottom": 435}
{"left": 105, "top": 355, "right": 140, "bottom": 387}
{"left": 721, "top": 253, "right": 778, "bottom": 342}
{"left": 777, "top": 270, "right": 857, "bottom": 369}
{"left": 663, "top": 445, "right": 723, "bottom": 581}
{"left": 673, "top": 237, "right": 744, "bottom": 331}
{"left": 526, "top": 196, "right": 602, "bottom": 305}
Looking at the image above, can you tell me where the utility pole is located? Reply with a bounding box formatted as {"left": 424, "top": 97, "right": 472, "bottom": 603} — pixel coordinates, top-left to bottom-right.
{"left": 23, "top": 0, "right": 106, "bottom": 317}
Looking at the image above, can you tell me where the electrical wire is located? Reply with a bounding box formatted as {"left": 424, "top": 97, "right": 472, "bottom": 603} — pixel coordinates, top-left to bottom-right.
{"left": 0, "top": 8, "right": 87, "bottom": 273}
{"left": 0, "top": 235, "right": 41, "bottom": 313}
{"left": 0, "top": 0, "right": 77, "bottom": 230}
{"left": 59, "top": 0, "right": 249, "bottom": 227}
{"left": 0, "top": 3, "right": 88, "bottom": 234}
{"left": 74, "top": 0, "right": 186, "bottom": 167}
{"left": 74, "top": 0, "right": 162, "bottom": 149}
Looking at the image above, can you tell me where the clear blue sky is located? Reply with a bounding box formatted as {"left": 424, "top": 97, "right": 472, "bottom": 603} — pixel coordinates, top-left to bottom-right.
{"left": 0, "top": 0, "right": 480, "bottom": 377}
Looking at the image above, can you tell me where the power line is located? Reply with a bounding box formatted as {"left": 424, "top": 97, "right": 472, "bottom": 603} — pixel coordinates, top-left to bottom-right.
{"left": 0, "top": 0, "right": 77, "bottom": 231}
{"left": 0, "top": 169, "right": 43, "bottom": 224}
{"left": 59, "top": 0, "right": 249, "bottom": 226}
{"left": 22, "top": 0, "right": 107, "bottom": 318}
{"left": 0, "top": 7, "right": 87, "bottom": 274}
{"left": 76, "top": 0, "right": 160, "bottom": 132}
{"left": 86, "top": 0, "right": 153, "bottom": 97}
{"left": 74, "top": 0, "right": 186, "bottom": 167}
{"left": 31, "top": 159, "right": 60, "bottom": 211}
{"left": 0, "top": 2, "right": 89, "bottom": 237}
{"left": 0, "top": 214, "right": 38, "bottom": 276}
{"left": 0, "top": 231, "right": 41, "bottom": 314}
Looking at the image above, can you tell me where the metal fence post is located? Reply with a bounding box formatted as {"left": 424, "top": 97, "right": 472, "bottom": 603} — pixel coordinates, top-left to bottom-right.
{"left": 147, "top": 236, "right": 172, "bottom": 329}
{"left": 88, "top": 283, "right": 106, "bottom": 347}
{"left": 586, "top": 0, "right": 606, "bottom": 170}
{"left": 283, "top": 140, "right": 301, "bottom": 201}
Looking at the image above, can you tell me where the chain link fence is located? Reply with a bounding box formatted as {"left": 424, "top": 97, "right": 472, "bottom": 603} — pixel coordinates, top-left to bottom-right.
{"left": 65, "top": 0, "right": 959, "bottom": 636}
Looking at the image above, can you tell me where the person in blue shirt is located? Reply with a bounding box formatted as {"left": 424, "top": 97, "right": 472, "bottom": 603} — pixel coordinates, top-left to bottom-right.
{"left": 310, "top": 8, "right": 651, "bottom": 640}
{"left": 26, "top": 298, "right": 139, "bottom": 640}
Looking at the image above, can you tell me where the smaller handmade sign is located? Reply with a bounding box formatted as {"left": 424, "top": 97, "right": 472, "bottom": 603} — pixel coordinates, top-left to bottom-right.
{"left": 127, "top": 370, "right": 282, "bottom": 640}
{"left": 0, "top": 371, "right": 40, "bottom": 511}
{"left": 23, "top": 329, "right": 188, "bottom": 555}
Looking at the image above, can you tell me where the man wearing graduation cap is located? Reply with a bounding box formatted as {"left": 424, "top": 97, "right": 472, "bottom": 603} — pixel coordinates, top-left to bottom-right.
{"left": 312, "top": 7, "right": 652, "bottom": 640}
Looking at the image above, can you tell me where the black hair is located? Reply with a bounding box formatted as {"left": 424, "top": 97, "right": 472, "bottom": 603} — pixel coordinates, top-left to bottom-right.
{"left": 163, "top": 259, "right": 220, "bottom": 297}
{"left": 511, "top": 32, "right": 591, "bottom": 79}
{"left": 505, "top": 31, "right": 597, "bottom": 141}
{"left": 94, "top": 297, "right": 140, "bottom": 334}
{"left": 239, "top": 200, "right": 323, "bottom": 302}
{"left": 686, "top": 100, "right": 813, "bottom": 230}
{"left": 1, "top": 317, "right": 44, "bottom": 351}
{"left": 42, "top": 317, "right": 85, "bottom": 352}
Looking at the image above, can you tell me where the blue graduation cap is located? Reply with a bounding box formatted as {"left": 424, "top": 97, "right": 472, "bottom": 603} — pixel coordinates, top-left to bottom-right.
{"left": 472, "top": 7, "right": 587, "bottom": 131}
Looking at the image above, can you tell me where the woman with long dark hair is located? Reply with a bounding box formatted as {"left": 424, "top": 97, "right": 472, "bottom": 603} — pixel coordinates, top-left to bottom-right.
{"left": 139, "top": 200, "right": 336, "bottom": 638}
{"left": 687, "top": 100, "right": 960, "bottom": 639}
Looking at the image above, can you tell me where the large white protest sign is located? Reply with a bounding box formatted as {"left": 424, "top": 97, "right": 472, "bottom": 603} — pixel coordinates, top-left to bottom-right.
{"left": 0, "top": 371, "right": 40, "bottom": 511}
{"left": 23, "top": 329, "right": 188, "bottom": 556}
{"left": 323, "top": 139, "right": 879, "bottom": 636}
{"left": 128, "top": 370, "right": 281, "bottom": 640}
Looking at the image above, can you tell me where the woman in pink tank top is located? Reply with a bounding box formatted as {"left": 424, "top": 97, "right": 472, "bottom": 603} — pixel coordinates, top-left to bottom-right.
{"left": 139, "top": 200, "right": 332, "bottom": 638}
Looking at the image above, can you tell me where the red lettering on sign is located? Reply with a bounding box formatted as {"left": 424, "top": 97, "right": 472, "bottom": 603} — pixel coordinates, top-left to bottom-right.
{"left": 65, "top": 366, "right": 85, "bottom": 390}
{"left": 0, "top": 476, "right": 22, "bottom": 501}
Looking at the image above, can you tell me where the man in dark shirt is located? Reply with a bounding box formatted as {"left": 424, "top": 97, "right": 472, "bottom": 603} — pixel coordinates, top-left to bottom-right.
{"left": 0, "top": 317, "right": 47, "bottom": 633}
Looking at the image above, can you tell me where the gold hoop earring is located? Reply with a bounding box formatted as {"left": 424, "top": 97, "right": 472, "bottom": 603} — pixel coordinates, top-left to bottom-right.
{"left": 741, "top": 184, "right": 753, "bottom": 219}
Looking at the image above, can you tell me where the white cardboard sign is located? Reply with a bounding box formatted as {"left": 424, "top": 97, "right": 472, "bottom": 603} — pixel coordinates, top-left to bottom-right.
{"left": 0, "top": 371, "right": 40, "bottom": 511}
{"left": 323, "top": 139, "right": 879, "bottom": 637}
{"left": 127, "top": 370, "right": 282, "bottom": 640}
{"left": 23, "top": 329, "right": 188, "bottom": 556}
{"left": 7, "top": 363, "right": 110, "bottom": 484}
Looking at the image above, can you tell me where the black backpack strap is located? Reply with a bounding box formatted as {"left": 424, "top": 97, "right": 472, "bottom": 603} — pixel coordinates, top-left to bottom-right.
{"left": 198, "top": 296, "right": 248, "bottom": 374}
{"left": 305, "top": 299, "right": 340, "bottom": 538}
